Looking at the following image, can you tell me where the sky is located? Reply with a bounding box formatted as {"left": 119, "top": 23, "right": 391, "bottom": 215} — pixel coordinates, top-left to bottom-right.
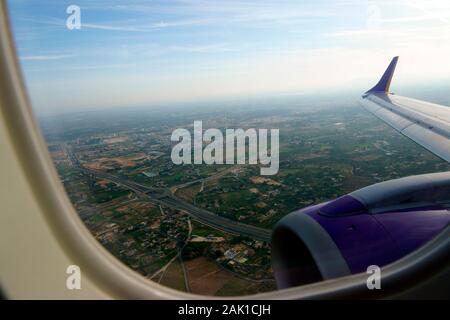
{"left": 7, "top": 0, "right": 450, "bottom": 114}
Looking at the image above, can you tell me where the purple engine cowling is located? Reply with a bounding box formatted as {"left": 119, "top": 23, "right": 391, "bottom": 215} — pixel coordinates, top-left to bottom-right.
{"left": 271, "top": 172, "right": 450, "bottom": 289}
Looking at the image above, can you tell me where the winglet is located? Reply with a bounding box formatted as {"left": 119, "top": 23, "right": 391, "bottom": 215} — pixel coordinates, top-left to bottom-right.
{"left": 365, "top": 56, "right": 399, "bottom": 95}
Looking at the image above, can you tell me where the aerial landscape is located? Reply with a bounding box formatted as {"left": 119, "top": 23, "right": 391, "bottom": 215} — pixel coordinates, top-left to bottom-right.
{"left": 41, "top": 94, "right": 450, "bottom": 296}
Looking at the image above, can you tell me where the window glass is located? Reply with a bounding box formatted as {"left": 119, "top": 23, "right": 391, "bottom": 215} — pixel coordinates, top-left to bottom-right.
{"left": 7, "top": 0, "right": 450, "bottom": 296}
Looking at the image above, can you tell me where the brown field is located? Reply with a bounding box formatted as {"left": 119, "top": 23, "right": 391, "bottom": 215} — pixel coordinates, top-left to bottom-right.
{"left": 249, "top": 176, "right": 282, "bottom": 186}
{"left": 50, "top": 150, "right": 67, "bottom": 161}
{"left": 84, "top": 159, "right": 114, "bottom": 170}
{"left": 116, "top": 201, "right": 155, "bottom": 213}
{"left": 184, "top": 257, "right": 233, "bottom": 295}
{"left": 256, "top": 202, "right": 267, "bottom": 208}
{"left": 104, "top": 136, "right": 128, "bottom": 144}
{"left": 97, "top": 179, "right": 110, "bottom": 187}
{"left": 85, "top": 153, "right": 149, "bottom": 170}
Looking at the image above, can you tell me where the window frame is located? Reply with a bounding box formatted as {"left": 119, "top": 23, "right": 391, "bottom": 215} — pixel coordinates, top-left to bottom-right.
{"left": 0, "top": 1, "right": 449, "bottom": 299}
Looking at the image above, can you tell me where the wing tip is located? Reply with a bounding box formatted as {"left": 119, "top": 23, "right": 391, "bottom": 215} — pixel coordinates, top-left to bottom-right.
{"left": 364, "top": 56, "right": 399, "bottom": 96}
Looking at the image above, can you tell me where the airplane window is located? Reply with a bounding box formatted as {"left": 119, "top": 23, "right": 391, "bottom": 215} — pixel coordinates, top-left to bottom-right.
{"left": 6, "top": 1, "right": 450, "bottom": 297}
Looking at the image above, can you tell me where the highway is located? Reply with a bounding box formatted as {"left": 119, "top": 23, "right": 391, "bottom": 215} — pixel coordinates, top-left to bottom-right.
{"left": 66, "top": 147, "right": 272, "bottom": 242}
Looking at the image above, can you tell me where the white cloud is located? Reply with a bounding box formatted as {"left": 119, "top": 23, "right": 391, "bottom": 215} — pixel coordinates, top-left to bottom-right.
{"left": 80, "top": 23, "right": 156, "bottom": 32}
{"left": 29, "top": 41, "right": 450, "bottom": 113}
{"left": 20, "top": 54, "right": 74, "bottom": 61}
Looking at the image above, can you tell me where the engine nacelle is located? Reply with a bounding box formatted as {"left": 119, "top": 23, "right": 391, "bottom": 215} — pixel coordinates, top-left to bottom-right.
{"left": 272, "top": 172, "right": 450, "bottom": 289}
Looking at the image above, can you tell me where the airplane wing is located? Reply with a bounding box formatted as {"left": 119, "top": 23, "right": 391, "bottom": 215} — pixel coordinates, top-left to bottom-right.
{"left": 360, "top": 56, "right": 450, "bottom": 163}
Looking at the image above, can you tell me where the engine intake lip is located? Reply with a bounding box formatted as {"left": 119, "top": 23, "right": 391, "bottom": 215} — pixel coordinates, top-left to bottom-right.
{"left": 272, "top": 211, "right": 351, "bottom": 289}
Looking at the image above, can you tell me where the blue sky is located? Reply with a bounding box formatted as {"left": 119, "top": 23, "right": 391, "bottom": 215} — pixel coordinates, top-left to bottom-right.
{"left": 7, "top": 0, "right": 450, "bottom": 114}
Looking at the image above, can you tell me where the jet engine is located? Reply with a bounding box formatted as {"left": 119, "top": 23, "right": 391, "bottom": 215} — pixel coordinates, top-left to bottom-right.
{"left": 271, "top": 172, "right": 450, "bottom": 288}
